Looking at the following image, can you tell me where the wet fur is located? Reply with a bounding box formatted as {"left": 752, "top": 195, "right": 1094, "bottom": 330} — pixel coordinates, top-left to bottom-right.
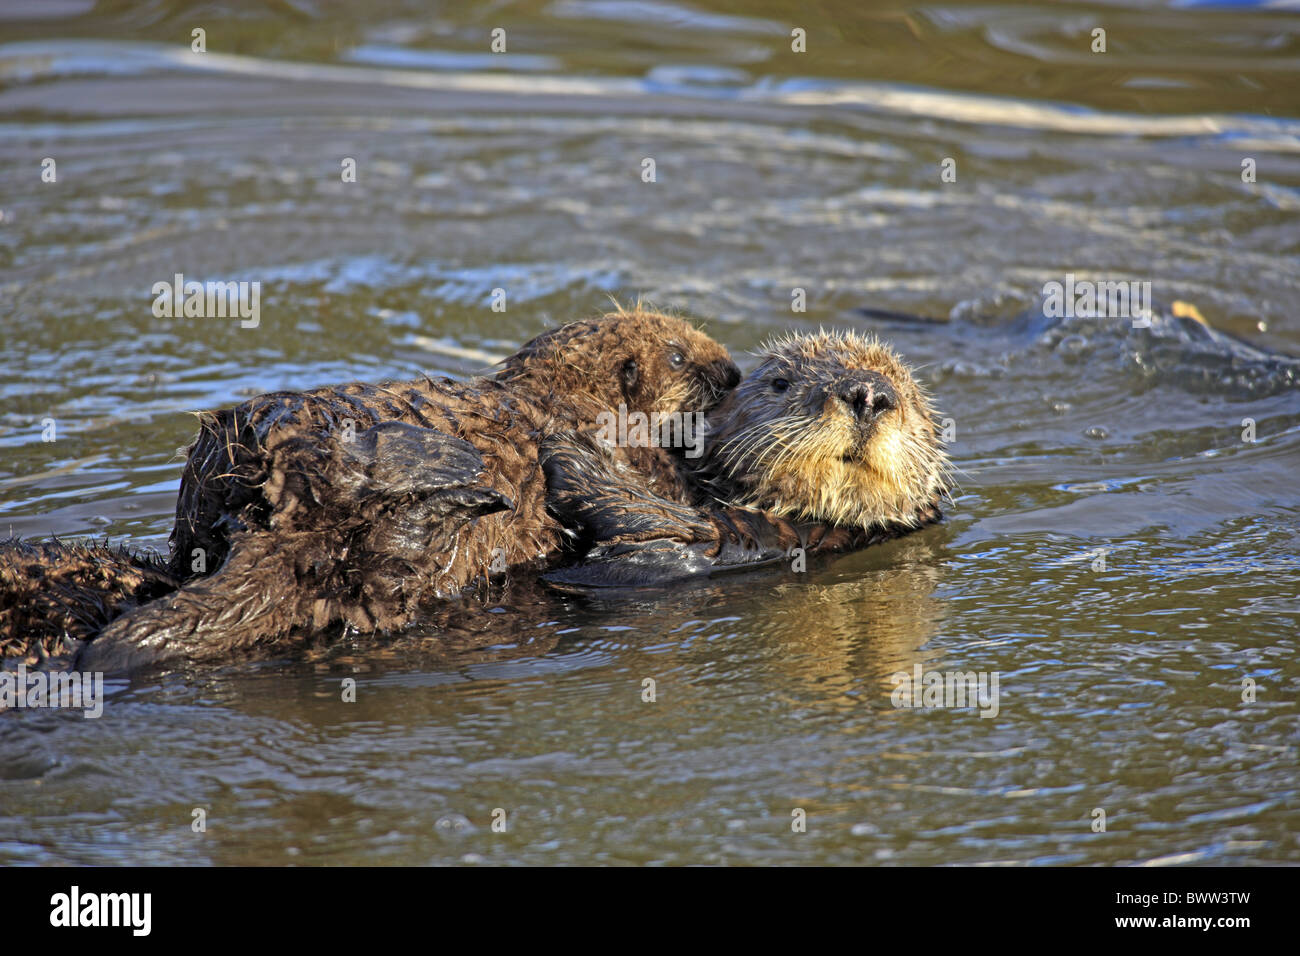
{"left": 694, "top": 330, "right": 950, "bottom": 530}
{"left": 3, "top": 309, "right": 738, "bottom": 671}
{"left": 0, "top": 539, "right": 178, "bottom": 666}
{"left": 542, "top": 330, "right": 950, "bottom": 587}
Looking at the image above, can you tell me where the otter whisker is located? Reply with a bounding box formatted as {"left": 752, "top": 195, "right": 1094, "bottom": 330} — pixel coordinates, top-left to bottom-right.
{"left": 720, "top": 419, "right": 808, "bottom": 479}
{"left": 710, "top": 417, "right": 777, "bottom": 458}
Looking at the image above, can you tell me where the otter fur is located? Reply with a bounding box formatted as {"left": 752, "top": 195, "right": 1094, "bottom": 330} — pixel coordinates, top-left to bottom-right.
{"left": 3, "top": 309, "right": 738, "bottom": 672}
{"left": 0, "top": 539, "right": 178, "bottom": 666}
{"left": 541, "top": 329, "right": 950, "bottom": 586}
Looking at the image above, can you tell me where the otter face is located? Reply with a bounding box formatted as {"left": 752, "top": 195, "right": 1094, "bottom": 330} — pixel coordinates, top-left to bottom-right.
{"left": 608, "top": 312, "right": 741, "bottom": 417}
{"left": 503, "top": 309, "right": 740, "bottom": 421}
{"left": 699, "top": 330, "right": 949, "bottom": 530}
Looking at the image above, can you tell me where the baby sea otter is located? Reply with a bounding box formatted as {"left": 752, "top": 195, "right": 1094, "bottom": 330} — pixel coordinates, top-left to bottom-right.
{"left": 19, "top": 309, "right": 737, "bottom": 671}
{"left": 0, "top": 540, "right": 178, "bottom": 667}
{"left": 541, "top": 329, "right": 951, "bottom": 586}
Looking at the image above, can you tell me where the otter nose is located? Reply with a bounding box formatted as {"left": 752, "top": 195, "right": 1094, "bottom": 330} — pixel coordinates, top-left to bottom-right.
{"left": 705, "top": 359, "right": 741, "bottom": 394}
{"left": 838, "top": 374, "right": 897, "bottom": 423}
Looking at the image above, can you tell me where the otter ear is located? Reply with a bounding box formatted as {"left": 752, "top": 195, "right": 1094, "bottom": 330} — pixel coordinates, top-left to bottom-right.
{"left": 620, "top": 358, "right": 640, "bottom": 396}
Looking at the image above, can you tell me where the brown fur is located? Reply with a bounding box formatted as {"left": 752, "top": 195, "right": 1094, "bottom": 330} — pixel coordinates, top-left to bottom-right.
{"left": 2, "top": 323, "right": 946, "bottom": 671}
{"left": 693, "top": 330, "right": 950, "bottom": 530}
{"left": 539, "top": 329, "right": 950, "bottom": 588}
{"left": 62, "top": 309, "right": 737, "bottom": 670}
{"left": 0, "top": 539, "right": 178, "bottom": 666}
{"left": 167, "top": 308, "right": 731, "bottom": 587}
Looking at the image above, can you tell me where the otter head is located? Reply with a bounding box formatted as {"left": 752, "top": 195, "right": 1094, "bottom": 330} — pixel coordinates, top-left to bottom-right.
{"left": 500, "top": 308, "right": 740, "bottom": 422}
{"left": 697, "top": 330, "right": 949, "bottom": 530}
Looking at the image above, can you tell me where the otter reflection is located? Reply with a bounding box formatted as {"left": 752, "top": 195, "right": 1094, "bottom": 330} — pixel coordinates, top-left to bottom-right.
{"left": 299, "top": 534, "right": 948, "bottom": 695}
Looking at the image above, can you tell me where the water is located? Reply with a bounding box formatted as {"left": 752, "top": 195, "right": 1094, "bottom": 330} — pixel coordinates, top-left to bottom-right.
{"left": 1, "top": 0, "right": 1297, "bottom": 865}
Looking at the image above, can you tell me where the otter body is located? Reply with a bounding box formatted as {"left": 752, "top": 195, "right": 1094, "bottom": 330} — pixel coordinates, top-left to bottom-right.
{"left": 4, "top": 310, "right": 738, "bottom": 671}
{"left": 167, "top": 311, "right": 737, "bottom": 594}
{"left": 0, "top": 540, "right": 178, "bottom": 666}
{"left": 2, "top": 324, "right": 947, "bottom": 672}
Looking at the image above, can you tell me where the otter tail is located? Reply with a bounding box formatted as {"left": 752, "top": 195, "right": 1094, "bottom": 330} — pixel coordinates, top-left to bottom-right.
{"left": 0, "top": 538, "right": 180, "bottom": 667}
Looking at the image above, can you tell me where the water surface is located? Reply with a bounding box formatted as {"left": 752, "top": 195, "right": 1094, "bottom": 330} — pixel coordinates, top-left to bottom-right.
{"left": 0, "top": 0, "right": 1297, "bottom": 865}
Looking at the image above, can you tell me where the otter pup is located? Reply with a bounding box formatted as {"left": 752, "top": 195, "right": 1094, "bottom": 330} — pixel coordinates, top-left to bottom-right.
{"left": 22, "top": 309, "right": 737, "bottom": 671}
{"left": 540, "top": 329, "right": 950, "bottom": 585}
{"left": 0, "top": 540, "right": 178, "bottom": 667}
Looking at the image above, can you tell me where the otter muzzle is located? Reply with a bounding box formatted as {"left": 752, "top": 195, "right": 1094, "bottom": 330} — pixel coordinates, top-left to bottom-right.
{"left": 834, "top": 371, "right": 898, "bottom": 425}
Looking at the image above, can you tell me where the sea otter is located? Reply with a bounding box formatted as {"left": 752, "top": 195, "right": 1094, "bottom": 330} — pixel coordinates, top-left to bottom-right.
{"left": 0, "top": 540, "right": 178, "bottom": 667}
{"left": 2, "top": 326, "right": 945, "bottom": 672}
{"left": 3, "top": 309, "right": 738, "bottom": 670}
{"left": 539, "top": 329, "right": 951, "bottom": 586}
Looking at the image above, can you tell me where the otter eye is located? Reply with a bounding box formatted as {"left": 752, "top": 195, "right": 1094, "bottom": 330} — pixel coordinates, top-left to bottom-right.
{"left": 668, "top": 350, "right": 685, "bottom": 370}
{"left": 772, "top": 378, "right": 790, "bottom": 393}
